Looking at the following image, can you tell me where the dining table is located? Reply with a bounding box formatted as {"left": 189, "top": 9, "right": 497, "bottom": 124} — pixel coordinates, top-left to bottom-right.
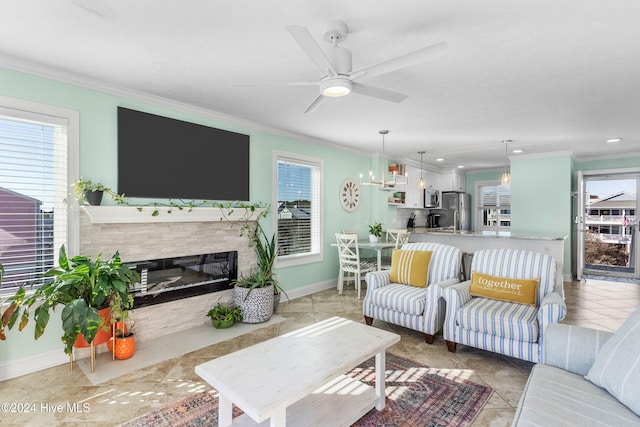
{"left": 332, "top": 240, "right": 396, "bottom": 271}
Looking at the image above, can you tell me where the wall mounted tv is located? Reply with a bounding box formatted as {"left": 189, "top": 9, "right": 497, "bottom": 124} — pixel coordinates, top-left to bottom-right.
{"left": 117, "top": 107, "right": 250, "bottom": 201}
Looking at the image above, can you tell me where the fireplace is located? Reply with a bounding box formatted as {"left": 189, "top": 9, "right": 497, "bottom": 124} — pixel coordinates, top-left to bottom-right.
{"left": 79, "top": 208, "right": 259, "bottom": 342}
{"left": 127, "top": 251, "right": 238, "bottom": 308}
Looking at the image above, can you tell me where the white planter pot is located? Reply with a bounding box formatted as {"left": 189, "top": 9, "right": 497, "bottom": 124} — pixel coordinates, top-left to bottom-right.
{"left": 369, "top": 235, "right": 379, "bottom": 243}
{"left": 234, "top": 284, "right": 274, "bottom": 323}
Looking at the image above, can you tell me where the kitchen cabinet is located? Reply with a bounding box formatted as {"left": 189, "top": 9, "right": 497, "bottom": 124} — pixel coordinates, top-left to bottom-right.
{"left": 441, "top": 170, "right": 466, "bottom": 192}
{"left": 403, "top": 165, "right": 422, "bottom": 207}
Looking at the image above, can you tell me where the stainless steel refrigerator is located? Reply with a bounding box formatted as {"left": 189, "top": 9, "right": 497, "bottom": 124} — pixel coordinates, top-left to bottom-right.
{"left": 435, "top": 191, "right": 471, "bottom": 231}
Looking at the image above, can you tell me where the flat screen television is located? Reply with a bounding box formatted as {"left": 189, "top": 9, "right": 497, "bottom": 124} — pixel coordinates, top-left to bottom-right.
{"left": 117, "top": 107, "right": 250, "bottom": 201}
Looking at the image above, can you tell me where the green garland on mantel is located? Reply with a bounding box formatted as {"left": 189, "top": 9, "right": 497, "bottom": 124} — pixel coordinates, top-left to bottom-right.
{"left": 71, "top": 178, "right": 270, "bottom": 230}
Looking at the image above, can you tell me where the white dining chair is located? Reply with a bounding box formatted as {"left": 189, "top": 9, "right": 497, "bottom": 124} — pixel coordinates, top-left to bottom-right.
{"left": 335, "top": 233, "right": 377, "bottom": 299}
{"left": 380, "top": 229, "right": 411, "bottom": 268}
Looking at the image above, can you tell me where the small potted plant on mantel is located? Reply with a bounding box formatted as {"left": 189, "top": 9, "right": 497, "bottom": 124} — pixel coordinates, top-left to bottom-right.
{"left": 71, "top": 177, "right": 112, "bottom": 206}
{"left": 368, "top": 221, "right": 383, "bottom": 243}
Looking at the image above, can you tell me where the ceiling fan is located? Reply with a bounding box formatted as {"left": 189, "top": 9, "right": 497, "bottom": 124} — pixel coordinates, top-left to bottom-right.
{"left": 241, "top": 20, "right": 448, "bottom": 113}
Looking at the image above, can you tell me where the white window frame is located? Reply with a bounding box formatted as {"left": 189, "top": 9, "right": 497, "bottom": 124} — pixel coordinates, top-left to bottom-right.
{"left": 0, "top": 95, "right": 79, "bottom": 295}
{"left": 474, "top": 180, "right": 511, "bottom": 232}
{"left": 273, "top": 151, "right": 323, "bottom": 268}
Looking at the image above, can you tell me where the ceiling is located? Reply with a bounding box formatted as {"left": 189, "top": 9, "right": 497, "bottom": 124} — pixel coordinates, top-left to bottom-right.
{"left": 1, "top": 0, "right": 639, "bottom": 171}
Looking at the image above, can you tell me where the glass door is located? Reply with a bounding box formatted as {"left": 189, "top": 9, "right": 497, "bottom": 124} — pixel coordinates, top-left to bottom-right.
{"left": 577, "top": 171, "right": 639, "bottom": 280}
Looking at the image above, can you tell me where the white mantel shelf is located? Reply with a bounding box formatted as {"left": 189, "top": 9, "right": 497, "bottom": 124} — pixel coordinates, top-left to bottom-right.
{"left": 82, "top": 206, "right": 266, "bottom": 224}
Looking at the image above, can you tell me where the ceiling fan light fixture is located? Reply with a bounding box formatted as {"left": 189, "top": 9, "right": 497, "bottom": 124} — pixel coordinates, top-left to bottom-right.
{"left": 321, "top": 77, "right": 352, "bottom": 97}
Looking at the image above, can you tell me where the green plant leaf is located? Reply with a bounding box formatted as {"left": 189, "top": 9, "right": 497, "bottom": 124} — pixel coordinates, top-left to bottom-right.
{"left": 33, "top": 302, "right": 51, "bottom": 340}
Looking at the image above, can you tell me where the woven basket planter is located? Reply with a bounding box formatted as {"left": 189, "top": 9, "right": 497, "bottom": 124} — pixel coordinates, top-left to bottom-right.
{"left": 234, "top": 284, "right": 274, "bottom": 324}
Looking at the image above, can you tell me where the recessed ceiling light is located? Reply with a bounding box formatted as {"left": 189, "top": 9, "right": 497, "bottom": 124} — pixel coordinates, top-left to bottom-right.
{"left": 457, "top": 165, "right": 465, "bottom": 169}
{"left": 606, "top": 137, "right": 623, "bottom": 144}
{"left": 435, "top": 158, "right": 444, "bottom": 162}
{"left": 512, "top": 149, "right": 524, "bottom": 154}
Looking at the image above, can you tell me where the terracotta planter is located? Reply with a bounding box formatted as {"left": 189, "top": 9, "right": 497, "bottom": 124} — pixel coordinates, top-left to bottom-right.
{"left": 73, "top": 307, "right": 111, "bottom": 348}
{"left": 234, "top": 284, "right": 274, "bottom": 323}
{"left": 107, "top": 334, "right": 135, "bottom": 360}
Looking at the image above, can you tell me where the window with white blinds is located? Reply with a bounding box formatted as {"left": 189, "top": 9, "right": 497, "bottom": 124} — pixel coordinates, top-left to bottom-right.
{"left": 276, "top": 154, "right": 322, "bottom": 266}
{"left": 0, "top": 109, "right": 69, "bottom": 293}
{"left": 476, "top": 182, "right": 511, "bottom": 231}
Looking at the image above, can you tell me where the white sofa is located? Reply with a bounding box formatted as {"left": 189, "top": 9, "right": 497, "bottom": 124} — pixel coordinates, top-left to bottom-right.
{"left": 363, "top": 242, "right": 461, "bottom": 344}
{"left": 513, "top": 317, "right": 640, "bottom": 426}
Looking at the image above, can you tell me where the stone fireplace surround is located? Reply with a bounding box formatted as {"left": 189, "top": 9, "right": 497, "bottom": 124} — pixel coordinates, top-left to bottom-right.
{"left": 79, "top": 207, "right": 259, "bottom": 344}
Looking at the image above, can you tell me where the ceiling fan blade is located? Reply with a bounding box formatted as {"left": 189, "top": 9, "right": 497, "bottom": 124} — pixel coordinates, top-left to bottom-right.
{"left": 350, "top": 42, "right": 448, "bottom": 80}
{"left": 286, "top": 25, "right": 337, "bottom": 76}
{"left": 304, "top": 94, "right": 326, "bottom": 113}
{"left": 234, "top": 81, "right": 320, "bottom": 87}
{"left": 351, "top": 82, "right": 408, "bottom": 103}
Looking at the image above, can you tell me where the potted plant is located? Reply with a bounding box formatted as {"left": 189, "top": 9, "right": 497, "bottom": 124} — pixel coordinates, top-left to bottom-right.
{"left": 106, "top": 292, "right": 136, "bottom": 360}
{"left": 207, "top": 302, "right": 242, "bottom": 329}
{"left": 368, "top": 221, "right": 383, "bottom": 243}
{"left": 9, "top": 245, "right": 140, "bottom": 358}
{"left": 232, "top": 223, "right": 286, "bottom": 322}
{"left": 71, "top": 177, "right": 111, "bottom": 206}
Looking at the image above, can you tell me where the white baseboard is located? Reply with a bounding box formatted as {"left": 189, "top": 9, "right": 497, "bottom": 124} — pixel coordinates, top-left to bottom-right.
{"left": 0, "top": 348, "right": 69, "bottom": 382}
{"left": 0, "top": 279, "right": 337, "bottom": 382}
{"left": 281, "top": 279, "right": 336, "bottom": 302}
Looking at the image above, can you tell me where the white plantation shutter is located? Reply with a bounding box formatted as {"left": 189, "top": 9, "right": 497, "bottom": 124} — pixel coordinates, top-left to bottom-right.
{"left": 0, "top": 109, "right": 69, "bottom": 292}
{"left": 476, "top": 182, "right": 511, "bottom": 231}
{"left": 276, "top": 154, "right": 321, "bottom": 263}
{"left": 479, "top": 184, "right": 511, "bottom": 207}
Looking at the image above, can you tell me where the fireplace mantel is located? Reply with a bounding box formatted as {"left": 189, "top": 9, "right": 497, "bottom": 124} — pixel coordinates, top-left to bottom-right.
{"left": 81, "top": 206, "right": 266, "bottom": 224}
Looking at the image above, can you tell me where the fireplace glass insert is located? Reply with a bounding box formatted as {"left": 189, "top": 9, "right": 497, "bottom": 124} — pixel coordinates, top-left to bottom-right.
{"left": 127, "top": 251, "right": 238, "bottom": 308}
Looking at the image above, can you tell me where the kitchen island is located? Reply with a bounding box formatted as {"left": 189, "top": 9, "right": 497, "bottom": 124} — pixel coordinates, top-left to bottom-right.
{"left": 408, "top": 228, "right": 567, "bottom": 284}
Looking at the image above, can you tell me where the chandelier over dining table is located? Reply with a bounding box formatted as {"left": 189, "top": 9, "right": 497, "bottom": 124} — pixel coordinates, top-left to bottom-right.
{"left": 360, "top": 130, "right": 407, "bottom": 188}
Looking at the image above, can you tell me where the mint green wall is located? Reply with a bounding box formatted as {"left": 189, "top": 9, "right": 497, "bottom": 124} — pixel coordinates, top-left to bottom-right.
{"left": 0, "top": 67, "right": 374, "bottom": 362}
{"left": 576, "top": 156, "right": 640, "bottom": 171}
{"left": 465, "top": 154, "right": 573, "bottom": 278}
{"left": 511, "top": 154, "right": 573, "bottom": 279}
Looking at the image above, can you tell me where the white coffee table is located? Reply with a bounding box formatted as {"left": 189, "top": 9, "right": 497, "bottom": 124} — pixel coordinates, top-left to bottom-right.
{"left": 195, "top": 316, "right": 400, "bottom": 427}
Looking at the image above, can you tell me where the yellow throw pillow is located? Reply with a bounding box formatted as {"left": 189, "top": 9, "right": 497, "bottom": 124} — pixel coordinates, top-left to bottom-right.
{"left": 470, "top": 272, "right": 539, "bottom": 306}
{"left": 389, "top": 249, "right": 433, "bottom": 288}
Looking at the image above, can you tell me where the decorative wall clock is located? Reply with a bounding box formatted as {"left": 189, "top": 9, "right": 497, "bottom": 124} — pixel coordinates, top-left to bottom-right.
{"left": 340, "top": 178, "right": 360, "bottom": 212}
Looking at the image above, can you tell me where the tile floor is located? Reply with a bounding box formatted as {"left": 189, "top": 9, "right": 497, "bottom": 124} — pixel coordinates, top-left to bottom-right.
{"left": 2, "top": 279, "right": 639, "bottom": 426}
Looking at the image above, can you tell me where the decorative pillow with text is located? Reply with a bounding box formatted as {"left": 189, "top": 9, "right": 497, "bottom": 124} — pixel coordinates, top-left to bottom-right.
{"left": 389, "top": 249, "right": 432, "bottom": 288}
{"left": 469, "top": 272, "right": 538, "bottom": 306}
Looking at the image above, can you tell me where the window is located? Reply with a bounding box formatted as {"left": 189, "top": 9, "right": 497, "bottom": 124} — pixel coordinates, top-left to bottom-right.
{"left": 275, "top": 153, "right": 322, "bottom": 267}
{"left": 0, "top": 97, "right": 78, "bottom": 294}
{"left": 476, "top": 181, "right": 511, "bottom": 231}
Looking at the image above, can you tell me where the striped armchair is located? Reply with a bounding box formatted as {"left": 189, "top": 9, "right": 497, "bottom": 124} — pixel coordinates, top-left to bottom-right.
{"left": 363, "top": 242, "right": 462, "bottom": 344}
{"left": 443, "top": 249, "right": 566, "bottom": 363}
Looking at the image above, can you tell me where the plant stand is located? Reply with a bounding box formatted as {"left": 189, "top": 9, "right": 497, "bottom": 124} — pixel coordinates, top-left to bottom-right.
{"left": 69, "top": 307, "right": 112, "bottom": 373}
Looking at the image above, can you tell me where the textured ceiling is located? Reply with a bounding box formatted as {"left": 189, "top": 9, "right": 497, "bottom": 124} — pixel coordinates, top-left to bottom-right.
{"left": 1, "top": 0, "right": 639, "bottom": 171}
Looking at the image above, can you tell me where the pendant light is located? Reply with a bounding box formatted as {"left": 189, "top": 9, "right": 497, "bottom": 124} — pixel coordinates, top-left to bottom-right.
{"left": 360, "top": 130, "right": 406, "bottom": 188}
{"left": 501, "top": 140, "right": 512, "bottom": 185}
{"left": 418, "top": 151, "right": 426, "bottom": 188}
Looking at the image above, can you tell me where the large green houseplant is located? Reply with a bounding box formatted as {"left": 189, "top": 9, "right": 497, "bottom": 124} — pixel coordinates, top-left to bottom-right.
{"left": 232, "top": 223, "right": 287, "bottom": 322}
{"left": 9, "top": 245, "right": 139, "bottom": 355}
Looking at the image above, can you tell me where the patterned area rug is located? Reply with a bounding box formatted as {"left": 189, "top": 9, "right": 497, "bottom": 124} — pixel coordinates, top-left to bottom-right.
{"left": 120, "top": 353, "right": 492, "bottom": 427}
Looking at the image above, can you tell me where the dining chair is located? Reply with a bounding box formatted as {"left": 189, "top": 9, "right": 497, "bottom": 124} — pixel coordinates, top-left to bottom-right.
{"left": 381, "top": 229, "right": 410, "bottom": 268}
{"left": 335, "top": 233, "right": 377, "bottom": 299}
{"left": 385, "top": 228, "right": 408, "bottom": 243}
